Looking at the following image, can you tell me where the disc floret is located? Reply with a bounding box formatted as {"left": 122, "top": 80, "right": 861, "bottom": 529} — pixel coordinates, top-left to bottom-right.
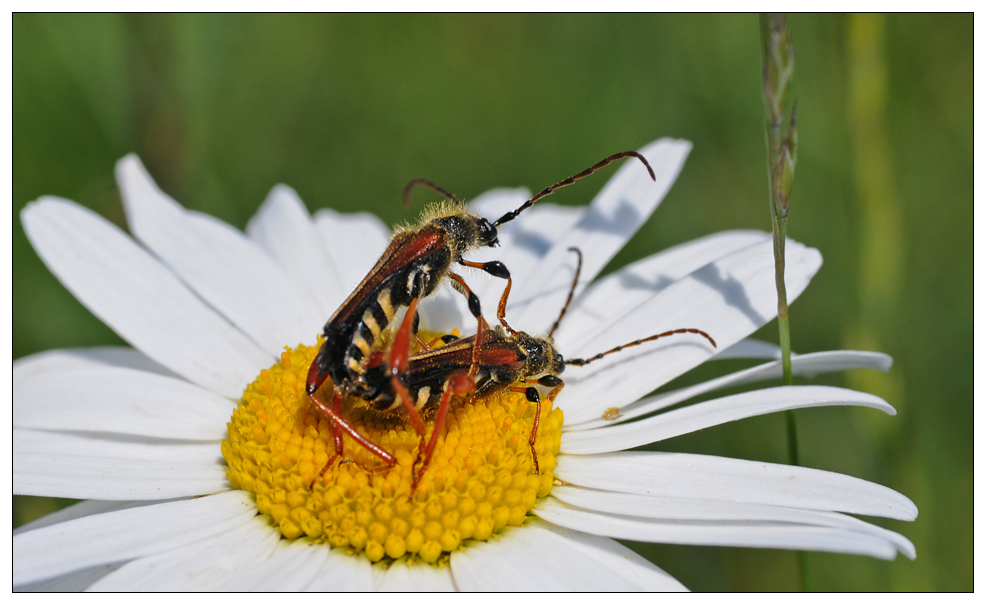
{"left": 222, "top": 341, "right": 563, "bottom": 564}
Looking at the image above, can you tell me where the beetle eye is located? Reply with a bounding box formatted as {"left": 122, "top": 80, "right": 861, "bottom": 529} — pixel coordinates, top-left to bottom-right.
{"left": 477, "top": 217, "right": 498, "bottom": 247}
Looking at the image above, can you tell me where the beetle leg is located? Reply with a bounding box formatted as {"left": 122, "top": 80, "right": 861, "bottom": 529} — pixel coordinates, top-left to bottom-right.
{"left": 308, "top": 388, "right": 396, "bottom": 489}
{"left": 508, "top": 385, "right": 542, "bottom": 475}
{"left": 448, "top": 271, "right": 483, "bottom": 320}
{"left": 448, "top": 270, "right": 491, "bottom": 380}
{"left": 458, "top": 259, "right": 518, "bottom": 335}
{"left": 389, "top": 296, "right": 427, "bottom": 441}
{"left": 330, "top": 389, "right": 345, "bottom": 460}
{"left": 413, "top": 372, "right": 475, "bottom": 492}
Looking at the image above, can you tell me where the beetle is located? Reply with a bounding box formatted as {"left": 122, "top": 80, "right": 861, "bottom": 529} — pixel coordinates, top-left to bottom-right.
{"left": 344, "top": 247, "right": 716, "bottom": 490}
{"left": 306, "top": 151, "right": 657, "bottom": 477}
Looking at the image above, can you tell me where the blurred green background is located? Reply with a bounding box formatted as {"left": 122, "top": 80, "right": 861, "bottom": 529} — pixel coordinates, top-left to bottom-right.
{"left": 12, "top": 14, "right": 972, "bottom": 591}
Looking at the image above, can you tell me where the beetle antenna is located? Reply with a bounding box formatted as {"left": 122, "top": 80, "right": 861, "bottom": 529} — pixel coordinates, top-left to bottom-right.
{"left": 492, "top": 151, "right": 656, "bottom": 228}
{"left": 402, "top": 178, "right": 463, "bottom": 209}
{"left": 548, "top": 247, "right": 583, "bottom": 338}
{"left": 567, "top": 328, "right": 717, "bottom": 366}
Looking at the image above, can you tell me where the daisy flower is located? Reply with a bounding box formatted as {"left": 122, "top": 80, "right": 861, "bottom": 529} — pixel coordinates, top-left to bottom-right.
{"left": 14, "top": 138, "right": 915, "bottom": 591}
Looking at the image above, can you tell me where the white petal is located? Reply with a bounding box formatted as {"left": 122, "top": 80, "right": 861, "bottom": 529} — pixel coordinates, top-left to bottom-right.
{"left": 15, "top": 455, "right": 225, "bottom": 500}
{"left": 556, "top": 230, "right": 771, "bottom": 347}
{"left": 116, "top": 155, "right": 321, "bottom": 355}
{"left": 512, "top": 138, "right": 692, "bottom": 332}
{"left": 562, "top": 385, "right": 893, "bottom": 455}
{"left": 554, "top": 451, "right": 918, "bottom": 520}
{"left": 14, "top": 500, "right": 156, "bottom": 536}
{"left": 14, "top": 428, "right": 227, "bottom": 499}
{"left": 550, "top": 486, "right": 915, "bottom": 558}
{"left": 15, "top": 364, "right": 234, "bottom": 440}
{"left": 14, "top": 428, "right": 220, "bottom": 460}
{"left": 211, "top": 538, "right": 330, "bottom": 591}
{"left": 372, "top": 559, "right": 456, "bottom": 591}
{"left": 304, "top": 548, "right": 373, "bottom": 591}
{"left": 714, "top": 337, "right": 782, "bottom": 360}
{"left": 558, "top": 239, "right": 821, "bottom": 423}
{"left": 451, "top": 518, "right": 687, "bottom": 591}
{"left": 313, "top": 207, "right": 391, "bottom": 295}
{"left": 247, "top": 184, "right": 345, "bottom": 319}
{"left": 14, "top": 346, "right": 178, "bottom": 379}
{"left": 567, "top": 351, "right": 894, "bottom": 431}
{"left": 86, "top": 515, "right": 280, "bottom": 591}
{"left": 16, "top": 563, "right": 125, "bottom": 592}
{"left": 21, "top": 197, "right": 269, "bottom": 399}
{"left": 534, "top": 498, "right": 907, "bottom": 560}
{"left": 13, "top": 491, "right": 256, "bottom": 586}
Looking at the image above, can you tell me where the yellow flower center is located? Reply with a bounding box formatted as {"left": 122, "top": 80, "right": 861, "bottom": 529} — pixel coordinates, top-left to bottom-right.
{"left": 222, "top": 339, "right": 563, "bottom": 564}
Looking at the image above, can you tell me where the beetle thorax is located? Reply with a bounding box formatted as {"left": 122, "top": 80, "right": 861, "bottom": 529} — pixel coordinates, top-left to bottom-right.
{"left": 515, "top": 333, "right": 564, "bottom": 381}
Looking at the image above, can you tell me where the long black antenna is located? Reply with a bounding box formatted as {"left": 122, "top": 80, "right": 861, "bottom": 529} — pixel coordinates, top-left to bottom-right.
{"left": 492, "top": 151, "right": 656, "bottom": 228}
{"left": 567, "top": 329, "right": 717, "bottom": 367}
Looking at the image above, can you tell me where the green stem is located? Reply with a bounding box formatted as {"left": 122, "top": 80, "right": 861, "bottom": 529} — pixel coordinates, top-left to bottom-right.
{"left": 761, "top": 12, "right": 809, "bottom": 592}
{"left": 799, "top": 550, "right": 813, "bottom": 592}
{"left": 777, "top": 193, "right": 806, "bottom": 591}
{"left": 773, "top": 215, "right": 793, "bottom": 385}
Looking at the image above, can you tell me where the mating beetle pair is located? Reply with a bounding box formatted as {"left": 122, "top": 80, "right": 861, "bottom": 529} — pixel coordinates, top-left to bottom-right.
{"left": 305, "top": 151, "right": 715, "bottom": 491}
